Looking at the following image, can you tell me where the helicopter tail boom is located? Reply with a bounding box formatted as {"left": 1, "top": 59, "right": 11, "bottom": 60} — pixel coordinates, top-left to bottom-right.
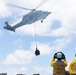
{"left": 4, "top": 21, "right": 15, "bottom": 32}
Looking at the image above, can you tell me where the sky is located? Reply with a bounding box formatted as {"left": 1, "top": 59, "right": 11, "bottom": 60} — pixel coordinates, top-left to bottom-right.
{"left": 0, "top": 0, "right": 76, "bottom": 75}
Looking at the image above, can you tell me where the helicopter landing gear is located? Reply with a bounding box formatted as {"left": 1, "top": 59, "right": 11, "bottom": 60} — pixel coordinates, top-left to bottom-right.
{"left": 14, "top": 30, "right": 15, "bottom": 32}
{"left": 41, "top": 20, "right": 43, "bottom": 23}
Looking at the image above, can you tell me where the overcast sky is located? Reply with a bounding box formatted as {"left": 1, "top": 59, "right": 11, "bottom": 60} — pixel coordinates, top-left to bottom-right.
{"left": 0, "top": 0, "right": 76, "bottom": 75}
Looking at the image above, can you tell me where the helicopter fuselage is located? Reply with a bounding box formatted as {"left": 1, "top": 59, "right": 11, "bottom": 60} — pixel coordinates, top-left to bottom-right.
{"left": 23, "top": 10, "right": 51, "bottom": 24}
{"left": 4, "top": 10, "right": 51, "bottom": 32}
{"left": 13, "top": 10, "right": 51, "bottom": 28}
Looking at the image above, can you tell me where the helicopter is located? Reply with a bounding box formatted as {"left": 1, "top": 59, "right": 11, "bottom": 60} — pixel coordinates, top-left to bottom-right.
{"left": 3, "top": 2, "right": 51, "bottom": 32}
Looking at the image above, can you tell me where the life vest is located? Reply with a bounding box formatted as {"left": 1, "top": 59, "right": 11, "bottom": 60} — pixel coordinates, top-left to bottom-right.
{"left": 50, "top": 58, "right": 67, "bottom": 75}
{"left": 68, "top": 59, "right": 76, "bottom": 75}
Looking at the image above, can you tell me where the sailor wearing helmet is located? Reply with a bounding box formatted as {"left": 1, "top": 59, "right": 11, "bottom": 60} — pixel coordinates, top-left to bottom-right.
{"left": 50, "top": 52, "right": 68, "bottom": 75}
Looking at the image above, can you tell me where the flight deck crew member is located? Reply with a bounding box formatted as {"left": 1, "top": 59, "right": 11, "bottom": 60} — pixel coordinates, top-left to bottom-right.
{"left": 50, "top": 52, "right": 68, "bottom": 75}
{"left": 68, "top": 54, "right": 76, "bottom": 75}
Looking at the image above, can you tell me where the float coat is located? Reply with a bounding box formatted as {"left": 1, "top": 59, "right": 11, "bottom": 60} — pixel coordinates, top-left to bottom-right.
{"left": 68, "top": 59, "right": 76, "bottom": 75}
{"left": 50, "top": 58, "right": 67, "bottom": 75}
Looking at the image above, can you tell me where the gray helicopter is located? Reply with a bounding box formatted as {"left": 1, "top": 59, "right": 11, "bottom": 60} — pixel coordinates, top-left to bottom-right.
{"left": 4, "top": 2, "right": 51, "bottom": 32}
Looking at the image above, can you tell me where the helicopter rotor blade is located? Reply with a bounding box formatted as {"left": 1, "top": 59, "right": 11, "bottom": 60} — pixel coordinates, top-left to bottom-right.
{"left": 35, "top": 0, "right": 49, "bottom": 9}
{"left": 6, "top": 3, "right": 32, "bottom": 11}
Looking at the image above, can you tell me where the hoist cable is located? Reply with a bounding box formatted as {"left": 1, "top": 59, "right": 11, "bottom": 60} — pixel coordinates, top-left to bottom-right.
{"left": 34, "top": 23, "right": 38, "bottom": 48}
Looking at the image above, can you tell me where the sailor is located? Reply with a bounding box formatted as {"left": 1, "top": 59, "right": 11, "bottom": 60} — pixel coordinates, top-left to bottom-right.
{"left": 68, "top": 54, "right": 76, "bottom": 75}
{"left": 50, "top": 52, "right": 68, "bottom": 75}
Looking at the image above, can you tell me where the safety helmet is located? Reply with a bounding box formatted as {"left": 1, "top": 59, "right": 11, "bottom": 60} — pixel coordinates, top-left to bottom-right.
{"left": 54, "top": 52, "right": 65, "bottom": 60}
{"left": 56, "top": 52, "right": 63, "bottom": 59}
